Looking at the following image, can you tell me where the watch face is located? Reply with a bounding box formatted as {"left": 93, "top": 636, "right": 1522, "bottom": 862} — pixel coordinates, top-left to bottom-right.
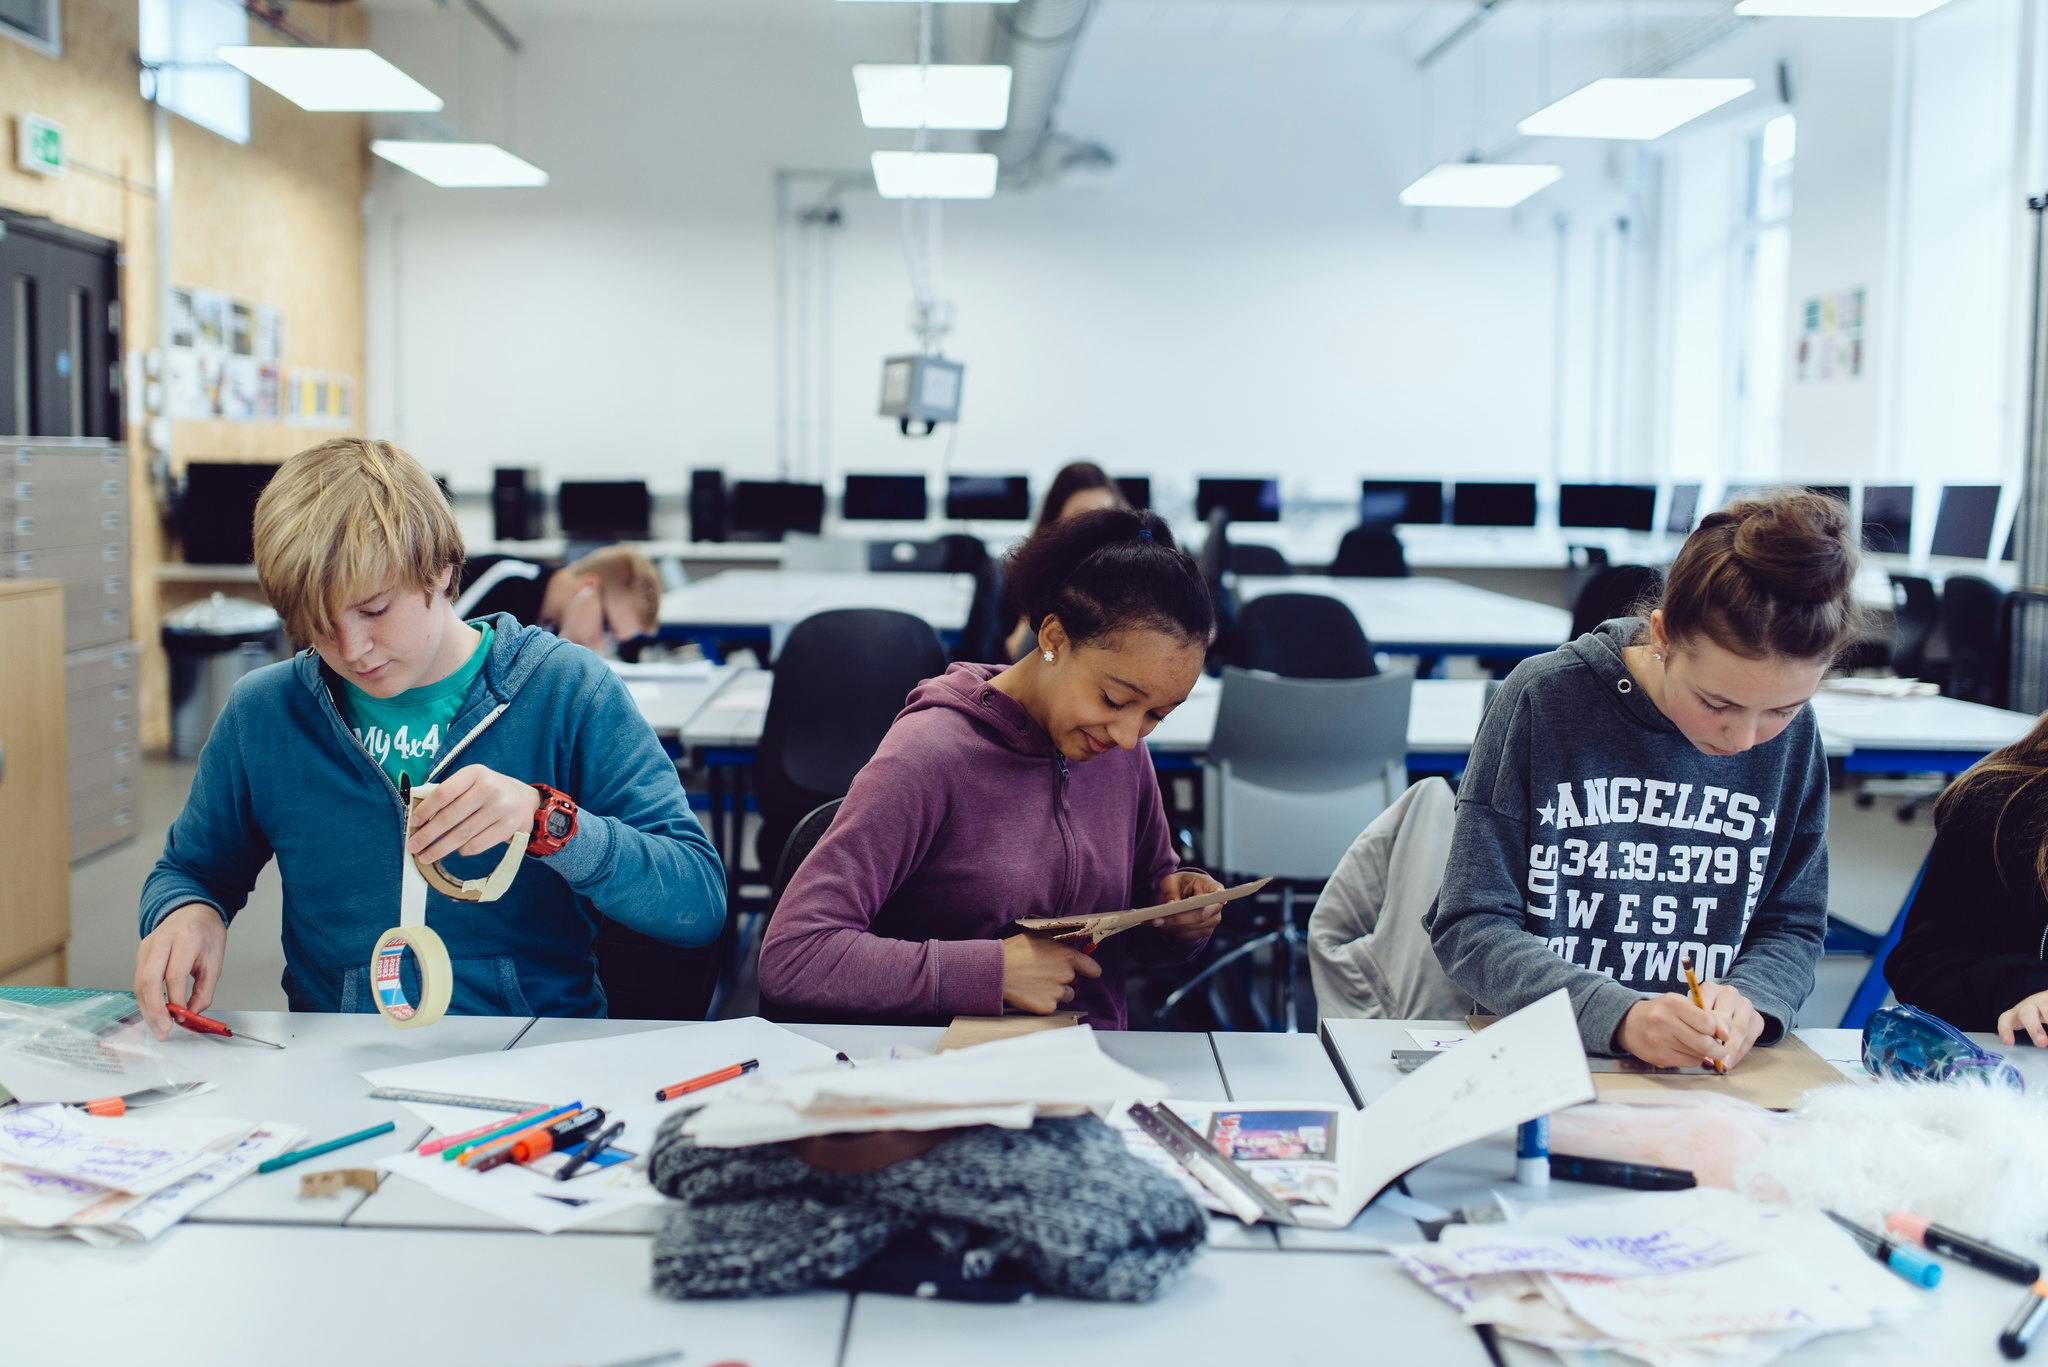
{"left": 546, "top": 809, "right": 571, "bottom": 839}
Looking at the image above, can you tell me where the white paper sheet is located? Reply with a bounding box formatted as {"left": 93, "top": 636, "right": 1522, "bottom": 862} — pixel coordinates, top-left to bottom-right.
{"left": 62, "top": 1124, "right": 305, "bottom": 1245}
{"left": 0, "top": 1105, "right": 258, "bottom": 1196}
{"left": 683, "top": 1026, "right": 1166, "bottom": 1147}
{"left": 377, "top": 1145, "right": 664, "bottom": 1235}
{"left": 1317, "top": 988, "right": 1593, "bottom": 1227}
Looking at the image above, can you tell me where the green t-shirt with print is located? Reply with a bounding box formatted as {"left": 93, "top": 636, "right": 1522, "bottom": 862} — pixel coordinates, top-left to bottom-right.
{"left": 335, "top": 622, "right": 493, "bottom": 789}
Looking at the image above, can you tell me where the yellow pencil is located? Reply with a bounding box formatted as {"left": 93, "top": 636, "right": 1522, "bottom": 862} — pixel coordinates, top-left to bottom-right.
{"left": 1682, "top": 954, "right": 1729, "bottom": 1074}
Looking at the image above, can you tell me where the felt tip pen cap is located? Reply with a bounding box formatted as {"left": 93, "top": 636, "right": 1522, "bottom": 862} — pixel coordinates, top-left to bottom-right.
{"left": 1886, "top": 1211, "right": 1930, "bottom": 1244}
{"left": 1885, "top": 1245, "right": 1943, "bottom": 1289}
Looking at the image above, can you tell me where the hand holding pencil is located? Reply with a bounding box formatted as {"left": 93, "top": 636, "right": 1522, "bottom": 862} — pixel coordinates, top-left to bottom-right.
{"left": 1683, "top": 956, "right": 1766, "bottom": 1073}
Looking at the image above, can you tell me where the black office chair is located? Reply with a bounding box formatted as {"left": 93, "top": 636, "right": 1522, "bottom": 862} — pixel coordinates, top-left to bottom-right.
{"left": 769, "top": 798, "right": 843, "bottom": 915}
{"left": 594, "top": 916, "right": 722, "bottom": 1021}
{"left": 1330, "top": 525, "right": 1410, "bottom": 578}
{"left": 1199, "top": 507, "right": 1237, "bottom": 673}
{"left": 1570, "top": 565, "right": 1663, "bottom": 640}
{"left": 1230, "top": 593, "right": 1378, "bottom": 679}
{"left": 1889, "top": 575, "right": 1939, "bottom": 681}
{"left": 1228, "top": 544, "right": 1291, "bottom": 576}
{"left": 752, "top": 609, "right": 948, "bottom": 878}
{"left": 1941, "top": 575, "right": 2008, "bottom": 707}
{"left": 937, "top": 536, "right": 1008, "bottom": 665}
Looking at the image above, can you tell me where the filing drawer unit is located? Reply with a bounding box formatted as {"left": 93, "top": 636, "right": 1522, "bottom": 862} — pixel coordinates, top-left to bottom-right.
{"left": 1, "top": 441, "right": 139, "bottom": 861}
{"left": 65, "top": 641, "right": 140, "bottom": 860}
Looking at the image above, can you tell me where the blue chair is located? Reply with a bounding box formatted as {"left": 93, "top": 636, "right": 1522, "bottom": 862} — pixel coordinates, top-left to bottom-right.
{"left": 1838, "top": 851, "right": 1930, "bottom": 1029}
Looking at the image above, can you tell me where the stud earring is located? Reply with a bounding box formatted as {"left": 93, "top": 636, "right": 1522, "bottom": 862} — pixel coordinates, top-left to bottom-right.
{"left": 1042, "top": 650, "right": 1055, "bottom": 663}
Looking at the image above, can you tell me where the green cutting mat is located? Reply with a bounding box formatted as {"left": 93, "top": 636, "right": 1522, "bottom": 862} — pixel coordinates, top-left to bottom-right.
{"left": 0, "top": 986, "right": 140, "bottom": 1035}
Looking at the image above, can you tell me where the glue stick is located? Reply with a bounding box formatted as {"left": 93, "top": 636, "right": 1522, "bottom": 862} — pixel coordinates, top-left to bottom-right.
{"left": 1516, "top": 1116, "right": 1550, "bottom": 1188}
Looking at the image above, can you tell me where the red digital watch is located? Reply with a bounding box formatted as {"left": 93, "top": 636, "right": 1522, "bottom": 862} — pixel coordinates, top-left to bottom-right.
{"left": 528, "top": 784, "right": 578, "bottom": 857}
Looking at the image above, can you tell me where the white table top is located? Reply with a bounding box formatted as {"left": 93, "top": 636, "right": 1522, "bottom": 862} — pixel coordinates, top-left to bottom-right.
{"left": 659, "top": 568, "right": 974, "bottom": 635}
{"left": 0, "top": 1222, "right": 851, "bottom": 1367}
{"left": 1236, "top": 575, "right": 1573, "bottom": 653}
{"left": 14, "top": 1012, "right": 2042, "bottom": 1365}
{"left": 1809, "top": 689, "right": 2036, "bottom": 753}
{"left": 676, "top": 669, "right": 2031, "bottom": 767}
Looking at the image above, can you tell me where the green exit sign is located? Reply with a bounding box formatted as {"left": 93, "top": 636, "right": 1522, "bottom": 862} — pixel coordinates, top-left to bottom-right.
{"left": 15, "top": 114, "right": 64, "bottom": 178}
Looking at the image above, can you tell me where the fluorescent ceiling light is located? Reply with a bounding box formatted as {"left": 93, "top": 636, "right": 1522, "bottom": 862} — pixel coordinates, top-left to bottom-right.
{"left": 871, "top": 151, "right": 998, "bottom": 199}
{"left": 371, "top": 141, "right": 548, "bottom": 188}
{"left": 1518, "top": 78, "right": 1756, "bottom": 141}
{"left": 1735, "top": 0, "right": 1953, "bottom": 16}
{"left": 839, "top": 1, "right": 1016, "bottom": 5}
{"left": 855, "top": 64, "right": 1012, "bottom": 131}
{"left": 216, "top": 46, "right": 442, "bottom": 112}
{"left": 1400, "top": 162, "right": 1562, "bottom": 208}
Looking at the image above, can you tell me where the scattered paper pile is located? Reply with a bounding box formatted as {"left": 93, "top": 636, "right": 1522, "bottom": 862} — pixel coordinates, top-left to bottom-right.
{"left": 684, "top": 1025, "right": 1166, "bottom": 1147}
{"left": 0, "top": 1103, "right": 302, "bottom": 1245}
{"left": 1392, "top": 1188, "right": 1918, "bottom": 1365}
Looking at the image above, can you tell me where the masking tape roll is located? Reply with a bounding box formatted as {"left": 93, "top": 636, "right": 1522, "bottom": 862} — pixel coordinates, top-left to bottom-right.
{"left": 369, "top": 780, "right": 528, "bottom": 1029}
{"left": 371, "top": 923, "right": 452, "bottom": 1029}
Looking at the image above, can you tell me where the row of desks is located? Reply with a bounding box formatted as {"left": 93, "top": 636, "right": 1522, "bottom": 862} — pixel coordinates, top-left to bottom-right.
{"left": 9, "top": 1010, "right": 2038, "bottom": 1365}
{"left": 628, "top": 661, "right": 2037, "bottom": 776}
{"left": 655, "top": 571, "right": 1578, "bottom": 669}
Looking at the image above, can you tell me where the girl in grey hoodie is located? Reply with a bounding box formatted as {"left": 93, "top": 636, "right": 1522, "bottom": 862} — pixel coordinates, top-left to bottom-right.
{"left": 760, "top": 507, "right": 1220, "bottom": 1028}
{"left": 1428, "top": 491, "right": 1867, "bottom": 1069}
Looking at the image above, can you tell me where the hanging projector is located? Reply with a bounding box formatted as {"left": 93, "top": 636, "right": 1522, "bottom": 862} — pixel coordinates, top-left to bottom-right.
{"left": 878, "top": 354, "right": 965, "bottom": 437}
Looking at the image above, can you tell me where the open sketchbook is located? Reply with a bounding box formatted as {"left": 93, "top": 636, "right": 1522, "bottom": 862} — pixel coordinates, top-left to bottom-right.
{"left": 1116, "top": 989, "right": 1594, "bottom": 1228}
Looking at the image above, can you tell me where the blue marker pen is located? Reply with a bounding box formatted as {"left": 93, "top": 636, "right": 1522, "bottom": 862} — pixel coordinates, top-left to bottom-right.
{"left": 1825, "top": 1210, "right": 1943, "bottom": 1288}
{"left": 1515, "top": 1116, "right": 1550, "bottom": 1188}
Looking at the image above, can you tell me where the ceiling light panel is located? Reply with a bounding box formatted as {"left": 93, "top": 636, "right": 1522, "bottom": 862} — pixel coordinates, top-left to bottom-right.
{"left": 216, "top": 46, "right": 443, "bottom": 112}
{"left": 855, "top": 64, "right": 1012, "bottom": 130}
{"left": 1518, "top": 78, "right": 1756, "bottom": 141}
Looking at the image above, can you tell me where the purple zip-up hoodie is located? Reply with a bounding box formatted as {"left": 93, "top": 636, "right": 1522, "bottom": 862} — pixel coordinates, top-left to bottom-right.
{"left": 758, "top": 662, "right": 1207, "bottom": 1028}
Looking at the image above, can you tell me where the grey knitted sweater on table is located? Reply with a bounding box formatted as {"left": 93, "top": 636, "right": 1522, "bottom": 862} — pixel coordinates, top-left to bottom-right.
{"left": 649, "top": 1113, "right": 1205, "bottom": 1301}
{"left": 1425, "top": 620, "right": 1831, "bottom": 1054}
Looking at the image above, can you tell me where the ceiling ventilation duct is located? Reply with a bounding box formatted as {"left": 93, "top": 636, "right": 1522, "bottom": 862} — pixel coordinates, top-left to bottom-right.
{"left": 980, "top": 0, "right": 1103, "bottom": 187}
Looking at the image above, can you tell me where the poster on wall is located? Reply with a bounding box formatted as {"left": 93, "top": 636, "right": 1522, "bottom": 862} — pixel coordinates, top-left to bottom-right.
{"left": 165, "top": 284, "right": 298, "bottom": 423}
{"left": 1796, "top": 286, "right": 1865, "bottom": 383}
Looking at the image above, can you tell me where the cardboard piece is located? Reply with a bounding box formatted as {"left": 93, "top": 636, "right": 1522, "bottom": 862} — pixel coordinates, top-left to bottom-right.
{"left": 299, "top": 1168, "right": 380, "bottom": 1198}
{"left": 1012, "top": 877, "right": 1272, "bottom": 946}
{"left": 1466, "top": 1015, "right": 1847, "bottom": 1111}
{"left": 936, "top": 1012, "right": 1084, "bottom": 1053}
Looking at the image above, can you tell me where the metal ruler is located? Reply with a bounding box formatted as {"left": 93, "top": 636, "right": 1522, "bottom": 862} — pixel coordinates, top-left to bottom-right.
{"left": 1125, "top": 1102, "right": 1295, "bottom": 1226}
{"left": 1391, "top": 1049, "right": 1715, "bottom": 1076}
{"left": 367, "top": 1086, "right": 546, "bottom": 1112}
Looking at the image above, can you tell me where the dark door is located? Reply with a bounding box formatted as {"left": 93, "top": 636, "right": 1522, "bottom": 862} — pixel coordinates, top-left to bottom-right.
{"left": 0, "top": 212, "right": 121, "bottom": 439}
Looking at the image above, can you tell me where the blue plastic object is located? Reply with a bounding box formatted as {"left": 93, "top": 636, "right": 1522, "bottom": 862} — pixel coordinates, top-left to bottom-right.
{"left": 1861, "top": 1003, "right": 2024, "bottom": 1091}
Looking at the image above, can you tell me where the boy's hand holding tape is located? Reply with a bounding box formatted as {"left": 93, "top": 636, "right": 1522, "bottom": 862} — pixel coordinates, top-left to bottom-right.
{"left": 136, "top": 763, "right": 546, "bottom": 1038}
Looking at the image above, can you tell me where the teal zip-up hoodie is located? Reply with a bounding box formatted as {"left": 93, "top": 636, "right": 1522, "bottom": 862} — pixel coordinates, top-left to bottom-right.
{"left": 139, "top": 615, "right": 726, "bottom": 1017}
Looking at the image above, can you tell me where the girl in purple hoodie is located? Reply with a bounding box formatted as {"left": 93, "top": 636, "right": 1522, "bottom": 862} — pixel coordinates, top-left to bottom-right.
{"left": 759, "top": 507, "right": 1221, "bottom": 1028}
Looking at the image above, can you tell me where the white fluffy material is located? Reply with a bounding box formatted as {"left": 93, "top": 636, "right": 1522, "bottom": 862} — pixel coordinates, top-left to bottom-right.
{"left": 1736, "top": 1078, "right": 2048, "bottom": 1249}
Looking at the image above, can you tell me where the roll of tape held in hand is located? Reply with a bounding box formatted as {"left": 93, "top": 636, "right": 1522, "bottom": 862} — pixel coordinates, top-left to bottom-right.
{"left": 372, "top": 779, "right": 529, "bottom": 1029}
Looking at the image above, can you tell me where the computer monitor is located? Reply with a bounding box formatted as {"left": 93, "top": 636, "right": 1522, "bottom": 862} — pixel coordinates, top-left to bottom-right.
{"left": 945, "top": 475, "right": 1031, "bottom": 521}
{"left": 1196, "top": 477, "right": 1281, "bottom": 523}
{"left": 1806, "top": 484, "right": 1851, "bottom": 510}
{"left": 729, "top": 480, "right": 826, "bottom": 539}
{"left": 1359, "top": 480, "right": 1445, "bottom": 526}
{"left": 1451, "top": 481, "right": 1538, "bottom": 528}
{"left": 557, "top": 481, "right": 652, "bottom": 541}
{"left": 179, "top": 461, "right": 281, "bottom": 564}
{"left": 1860, "top": 485, "right": 1913, "bottom": 554}
{"left": 1665, "top": 482, "right": 1702, "bottom": 534}
{"left": 1115, "top": 476, "right": 1151, "bottom": 511}
{"left": 1931, "top": 484, "right": 2000, "bottom": 559}
{"left": 841, "top": 474, "right": 928, "bottom": 522}
{"left": 2004, "top": 522, "right": 2017, "bottom": 562}
{"left": 1558, "top": 483, "right": 1657, "bottom": 532}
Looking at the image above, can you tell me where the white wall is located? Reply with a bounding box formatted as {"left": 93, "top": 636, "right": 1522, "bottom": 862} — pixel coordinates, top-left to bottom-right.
{"left": 363, "top": 7, "right": 1636, "bottom": 500}
{"left": 363, "top": 0, "right": 2042, "bottom": 523}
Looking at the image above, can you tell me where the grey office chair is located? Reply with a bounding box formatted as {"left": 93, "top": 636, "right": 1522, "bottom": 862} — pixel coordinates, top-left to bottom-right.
{"left": 1164, "top": 666, "right": 1415, "bottom": 1031}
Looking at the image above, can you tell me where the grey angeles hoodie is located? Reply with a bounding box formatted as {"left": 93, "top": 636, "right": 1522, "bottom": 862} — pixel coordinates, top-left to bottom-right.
{"left": 1426, "top": 620, "right": 1831, "bottom": 1054}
